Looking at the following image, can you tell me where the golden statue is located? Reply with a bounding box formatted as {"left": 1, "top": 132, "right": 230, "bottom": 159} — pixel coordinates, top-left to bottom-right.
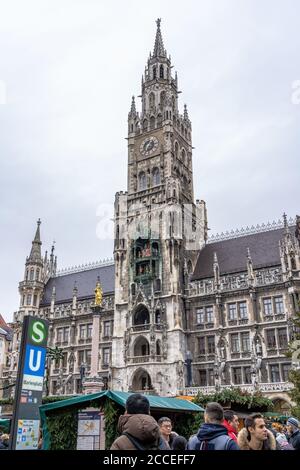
{"left": 94, "top": 280, "right": 103, "bottom": 307}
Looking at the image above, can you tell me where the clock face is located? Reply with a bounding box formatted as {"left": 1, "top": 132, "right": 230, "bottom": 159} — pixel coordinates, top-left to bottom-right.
{"left": 140, "top": 136, "right": 159, "bottom": 156}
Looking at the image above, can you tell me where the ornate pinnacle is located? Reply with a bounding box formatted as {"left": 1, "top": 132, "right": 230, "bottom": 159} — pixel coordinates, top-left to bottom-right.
{"left": 153, "top": 18, "right": 166, "bottom": 58}
{"left": 184, "top": 104, "right": 189, "bottom": 121}
{"left": 129, "top": 96, "right": 137, "bottom": 117}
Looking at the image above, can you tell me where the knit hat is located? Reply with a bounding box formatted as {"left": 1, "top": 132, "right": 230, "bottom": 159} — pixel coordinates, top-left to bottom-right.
{"left": 287, "top": 417, "right": 299, "bottom": 428}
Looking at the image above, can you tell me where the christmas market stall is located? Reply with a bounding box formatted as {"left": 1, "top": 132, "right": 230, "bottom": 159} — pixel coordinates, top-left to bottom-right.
{"left": 39, "top": 390, "right": 204, "bottom": 450}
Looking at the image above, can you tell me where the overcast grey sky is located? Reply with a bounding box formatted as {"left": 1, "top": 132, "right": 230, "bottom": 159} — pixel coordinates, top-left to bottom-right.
{"left": 0, "top": 0, "right": 299, "bottom": 322}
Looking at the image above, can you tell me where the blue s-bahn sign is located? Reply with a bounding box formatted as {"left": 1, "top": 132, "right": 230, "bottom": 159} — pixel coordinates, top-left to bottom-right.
{"left": 10, "top": 316, "right": 49, "bottom": 450}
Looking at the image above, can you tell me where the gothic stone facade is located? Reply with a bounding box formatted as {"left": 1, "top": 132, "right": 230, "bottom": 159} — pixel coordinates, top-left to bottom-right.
{"left": 2, "top": 21, "right": 300, "bottom": 409}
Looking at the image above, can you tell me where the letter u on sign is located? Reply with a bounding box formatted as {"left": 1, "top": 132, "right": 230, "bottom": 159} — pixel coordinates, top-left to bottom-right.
{"left": 24, "top": 345, "right": 46, "bottom": 377}
{"left": 29, "top": 349, "right": 42, "bottom": 372}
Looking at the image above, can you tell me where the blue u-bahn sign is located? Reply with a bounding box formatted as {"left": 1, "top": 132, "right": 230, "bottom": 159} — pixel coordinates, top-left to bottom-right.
{"left": 10, "top": 316, "right": 48, "bottom": 450}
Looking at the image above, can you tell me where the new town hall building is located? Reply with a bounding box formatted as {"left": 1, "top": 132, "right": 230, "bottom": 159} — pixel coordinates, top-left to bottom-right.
{"left": 2, "top": 20, "right": 300, "bottom": 412}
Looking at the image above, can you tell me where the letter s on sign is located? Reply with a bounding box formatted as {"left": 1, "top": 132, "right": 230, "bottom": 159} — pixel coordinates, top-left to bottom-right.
{"left": 32, "top": 321, "right": 45, "bottom": 343}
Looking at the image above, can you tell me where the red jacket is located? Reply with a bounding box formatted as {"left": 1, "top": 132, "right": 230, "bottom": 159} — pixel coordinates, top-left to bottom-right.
{"left": 222, "top": 420, "right": 238, "bottom": 442}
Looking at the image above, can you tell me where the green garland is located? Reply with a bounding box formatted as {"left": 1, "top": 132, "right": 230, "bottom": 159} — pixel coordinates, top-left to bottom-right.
{"left": 173, "top": 412, "right": 204, "bottom": 440}
{"left": 193, "top": 387, "right": 274, "bottom": 411}
{"left": 47, "top": 408, "right": 78, "bottom": 450}
{"left": 102, "top": 399, "right": 122, "bottom": 449}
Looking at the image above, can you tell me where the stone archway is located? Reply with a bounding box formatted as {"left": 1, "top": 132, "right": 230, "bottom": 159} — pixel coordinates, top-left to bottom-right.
{"left": 133, "top": 304, "right": 150, "bottom": 325}
{"left": 272, "top": 397, "right": 292, "bottom": 414}
{"left": 133, "top": 336, "right": 150, "bottom": 357}
{"left": 131, "top": 368, "right": 153, "bottom": 392}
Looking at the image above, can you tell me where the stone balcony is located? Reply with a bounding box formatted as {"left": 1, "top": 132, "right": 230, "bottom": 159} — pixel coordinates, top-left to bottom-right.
{"left": 130, "top": 324, "right": 163, "bottom": 333}
{"left": 182, "top": 382, "right": 294, "bottom": 396}
{"left": 127, "top": 355, "right": 162, "bottom": 364}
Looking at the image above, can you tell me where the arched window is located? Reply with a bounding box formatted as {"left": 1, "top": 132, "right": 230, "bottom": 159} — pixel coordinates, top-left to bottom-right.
{"left": 131, "top": 283, "right": 136, "bottom": 296}
{"left": 36, "top": 269, "right": 40, "bottom": 281}
{"left": 26, "top": 294, "right": 32, "bottom": 305}
{"left": 134, "top": 336, "right": 150, "bottom": 356}
{"left": 187, "top": 260, "right": 193, "bottom": 275}
{"left": 149, "top": 92, "right": 155, "bottom": 109}
{"left": 150, "top": 116, "right": 155, "bottom": 130}
{"left": 157, "top": 114, "right": 162, "bottom": 127}
{"left": 172, "top": 96, "right": 175, "bottom": 110}
{"left": 160, "top": 91, "right": 165, "bottom": 106}
{"left": 155, "top": 310, "right": 161, "bottom": 323}
{"left": 25, "top": 269, "right": 29, "bottom": 281}
{"left": 143, "top": 119, "right": 148, "bottom": 131}
{"left": 174, "top": 141, "right": 179, "bottom": 158}
{"left": 138, "top": 172, "right": 147, "bottom": 190}
{"left": 159, "top": 64, "right": 164, "bottom": 79}
{"left": 29, "top": 269, "right": 34, "bottom": 281}
{"left": 153, "top": 66, "right": 157, "bottom": 80}
{"left": 156, "top": 340, "right": 161, "bottom": 356}
{"left": 181, "top": 149, "right": 186, "bottom": 164}
{"left": 152, "top": 167, "right": 160, "bottom": 186}
{"left": 166, "top": 111, "right": 169, "bottom": 119}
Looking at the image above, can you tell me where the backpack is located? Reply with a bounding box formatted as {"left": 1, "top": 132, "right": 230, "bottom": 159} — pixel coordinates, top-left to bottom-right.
{"left": 195, "top": 434, "right": 232, "bottom": 450}
{"left": 122, "top": 431, "right": 165, "bottom": 450}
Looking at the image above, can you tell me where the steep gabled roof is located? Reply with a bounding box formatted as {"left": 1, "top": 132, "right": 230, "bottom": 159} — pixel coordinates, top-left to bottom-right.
{"left": 191, "top": 227, "right": 285, "bottom": 281}
{"left": 40, "top": 264, "right": 115, "bottom": 306}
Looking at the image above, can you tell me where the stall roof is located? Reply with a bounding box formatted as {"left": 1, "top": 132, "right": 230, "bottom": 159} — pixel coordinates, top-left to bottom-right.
{"left": 40, "top": 390, "right": 204, "bottom": 414}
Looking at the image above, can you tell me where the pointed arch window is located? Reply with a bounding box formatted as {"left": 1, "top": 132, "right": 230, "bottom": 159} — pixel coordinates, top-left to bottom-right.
{"left": 152, "top": 167, "right": 160, "bottom": 186}
{"left": 150, "top": 116, "right": 155, "bottom": 130}
{"left": 181, "top": 148, "right": 186, "bottom": 164}
{"left": 153, "top": 66, "right": 157, "bottom": 80}
{"left": 143, "top": 119, "right": 148, "bottom": 131}
{"left": 149, "top": 92, "right": 155, "bottom": 109}
{"left": 138, "top": 172, "right": 147, "bottom": 191}
{"left": 159, "top": 64, "right": 164, "bottom": 79}
{"left": 160, "top": 91, "right": 165, "bottom": 107}
{"left": 157, "top": 114, "right": 162, "bottom": 127}
{"left": 29, "top": 269, "right": 34, "bottom": 281}
{"left": 174, "top": 141, "right": 179, "bottom": 158}
{"left": 172, "top": 95, "right": 175, "bottom": 110}
{"left": 36, "top": 269, "right": 40, "bottom": 281}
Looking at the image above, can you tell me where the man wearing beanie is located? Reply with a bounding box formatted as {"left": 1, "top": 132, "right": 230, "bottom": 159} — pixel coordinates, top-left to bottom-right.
{"left": 287, "top": 417, "right": 300, "bottom": 450}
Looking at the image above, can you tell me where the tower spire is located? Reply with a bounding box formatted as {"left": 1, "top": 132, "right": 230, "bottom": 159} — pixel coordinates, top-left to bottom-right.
{"left": 28, "top": 218, "right": 42, "bottom": 263}
{"left": 128, "top": 96, "right": 137, "bottom": 118}
{"left": 153, "top": 18, "right": 166, "bottom": 58}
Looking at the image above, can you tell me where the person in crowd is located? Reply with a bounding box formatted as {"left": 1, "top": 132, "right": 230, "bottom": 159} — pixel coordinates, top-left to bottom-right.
{"left": 276, "top": 432, "right": 294, "bottom": 450}
{"left": 110, "top": 393, "right": 168, "bottom": 450}
{"left": 286, "top": 417, "right": 300, "bottom": 450}
{"left": 171, "top": 435, "right": 187, "bottom": 450}
{"left": 158, "top": 417, "right": 174, "bottom": 449}
{"left": 237, "top": 413, "right": 276, "bottom": 450}
{"left": 187, "top": 402, "right": 239, "bottom": 450}
{"left": 222, "top": 410, "right": 239, "bottom": 442}
{"left": 0, "top": 434, "right": 9, "bottom": 450}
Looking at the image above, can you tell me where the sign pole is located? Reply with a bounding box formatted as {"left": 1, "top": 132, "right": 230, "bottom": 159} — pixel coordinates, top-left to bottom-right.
{"left": 9, "top": 316, "right": 49, "bottom": 450}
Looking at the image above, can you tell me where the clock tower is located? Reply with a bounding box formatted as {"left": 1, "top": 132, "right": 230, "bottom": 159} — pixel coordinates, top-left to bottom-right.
{"left": 111, "top": 19, "right": 207, "bottom": 395}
